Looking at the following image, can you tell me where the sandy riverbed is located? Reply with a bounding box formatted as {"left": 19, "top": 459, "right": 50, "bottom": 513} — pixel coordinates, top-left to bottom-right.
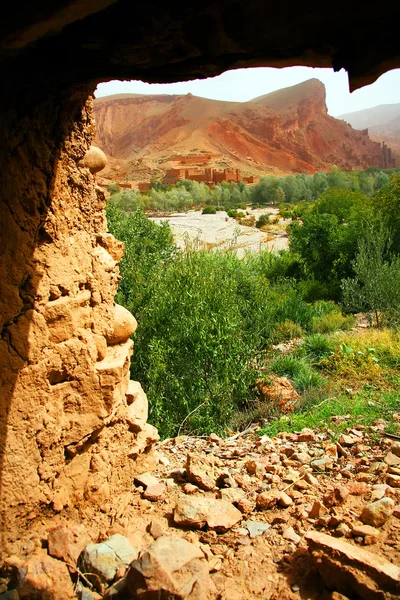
{"left": 151, "top": 207, "right": 289, "bottom": 258}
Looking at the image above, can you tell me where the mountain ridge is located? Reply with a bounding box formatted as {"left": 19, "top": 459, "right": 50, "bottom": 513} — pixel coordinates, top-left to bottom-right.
{"left": 94, "top": 79, "right": 392, "bottom": 180}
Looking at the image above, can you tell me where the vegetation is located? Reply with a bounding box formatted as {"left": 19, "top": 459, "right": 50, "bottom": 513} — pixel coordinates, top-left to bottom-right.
{"left": 107, "top": 170, "right": 400, "bottom": 439}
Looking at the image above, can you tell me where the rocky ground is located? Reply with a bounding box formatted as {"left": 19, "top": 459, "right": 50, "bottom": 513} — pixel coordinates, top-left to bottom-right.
{"left": 1, "top": 421, "right": 400, "bottom": 599}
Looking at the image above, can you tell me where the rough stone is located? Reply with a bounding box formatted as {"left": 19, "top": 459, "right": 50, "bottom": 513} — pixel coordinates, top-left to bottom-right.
{"left": 282, "top": 527, "right": 301, "bottom": 544}
{"left": 306, "top": 531, "right": 400, "bottom": 599}
{"left": 143, "top": 484, "right": 166, "bottom": 501}
{"left": 220, "top": 488, "right": 246, "bottom": 504}
{"left": 245, "top": 521, "right": 271, "bottom": 538}
{"left": 134, "top": 473, "right": 160, "bottom": 489}
{"left": 126, "top": 535, "right": 209, "bottom": 599}
{"left": 80, "top": 534, "right": 138, "bottom": 583}
{"left": 185, "top": 453, "right": 217, "bottom": 491}
{"left": 256, "top": 490, "right": 280, "bottom": 510}
{"left": 360, "top": 497, "right": 395, "bottom": 527}
{"left": 6, "top": 551, "right": 75, "bottom": 600}
{"left": 173, "top": 497, "right": 242, "bottom": 532}
{"left": 48, "top": 523, "right": 92, "bottom": 565}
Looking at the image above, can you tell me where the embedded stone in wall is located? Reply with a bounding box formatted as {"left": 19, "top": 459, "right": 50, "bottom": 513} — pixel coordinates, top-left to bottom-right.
{"left": 106, "top": 303, "right": 138, "bottom": 345}
{"left": 78, "top": 145, "right": 107, "bottom": 173}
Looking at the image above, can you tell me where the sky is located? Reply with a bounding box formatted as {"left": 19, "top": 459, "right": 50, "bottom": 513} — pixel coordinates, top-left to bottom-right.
{"left": 95, "top": 67, "right": 400, "bottom": 118}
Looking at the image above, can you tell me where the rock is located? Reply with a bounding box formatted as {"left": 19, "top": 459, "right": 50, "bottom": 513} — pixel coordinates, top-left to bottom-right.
{"left": 384, "top": 451, "right": 400, "bottom": 467}
{"left": 360, "top": 497, "right": 394, "bottom": 527}
{"left": 256, "top": 489, "right": 280, "bottom": 510}
{"left": 147, "top": 521, "right": 166, "bottom": 540}
{"left": 245, "top": 521, "right": 271, "bottom": 538}
{"left": 186, "top": 453, "right": 217, "bottom": 491}
{"left": 324, "top": 486, "right": 349, "bottom": 507}
{"left": 78, "top": 145, "right": 107, "bottom": 174}
{"left": 278, "top": 491, "right": 293, "bottom": 507}
{"left": 6, "top": 550, "right": 75, "bottom": 600}
{"left": 80, "top": 534, "right": 138, "bottom": 583}
{"left": 48, "top": 523, "right": 92, "bottom": 565}
{"left": 106, "top": 304, "right": 137, "bottom": 345}
{"left": 347, "top": 482, "right": 368, "bottom": 497}
{"left": 304, "top": 472, "right": 319, "bottom": 486}
{"left": 282, "top": 527, "right": 301, "bottom": 544}
{"left": 183, "top": 483, "right": 199, "bottom": 495}
{"left": 220, "top": 488, "right": 246, "bottom": 504}
{"left": 126, "top": 535, "right": 209, "bottom": 599}
{"left": 134, "top": 472, "right": 160, "bottom": 489}
{"left": 338, "top": 434, "right": 358, "bottom": 447}
{"left": 126, "top": 381, "right": 149, "bottom": 431}
{"left": 245, "top": 460, "right": 265, "bottom": 477}
{"left": 173, "top": 497, "right": 242, "bottom": 532}
{"left": 389, "top": 441, "right": 400, "bottom": 457}
{"left": 386, "top": 474, "right": 400, "bottom": 488}
{"left": 296, "top": 428, "right": 317, "bottom": 442}
{"left": 257, "top": 376, "right": 299, "bottom": 412}
{"left": 351, "top": 524, "right": 380, "bottom": 541}
{"left": 311, "top": 456, "right": 334, "bottom": 471}
{"left": 143, "top": 483, "right": 166, "bottom": 501}
{"left": 209, "top": 433, "right": 222, "bottom": 444}
{"left": 306, "top": 531, "right": 400, "bottom": 599}
{"left": 309, "top": 501, "right": 324, "bottom": 519}
{"left": 291, "top": 452, "right": 311, "bottom": 464}
{"left": 335, "top": 523, "right": 350, "bottom": 537}
{"left": 237, "top": 498, "right": 255, "bottom": 515}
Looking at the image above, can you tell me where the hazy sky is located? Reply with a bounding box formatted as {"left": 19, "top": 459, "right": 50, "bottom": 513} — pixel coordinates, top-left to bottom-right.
{"left": 95, "top": 67, "right": 400, "bottom": 117}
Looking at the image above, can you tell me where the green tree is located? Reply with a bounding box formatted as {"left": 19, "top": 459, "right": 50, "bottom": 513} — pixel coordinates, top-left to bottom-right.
{"left": 341, "top": 224, "right": 400, "bottom": 326}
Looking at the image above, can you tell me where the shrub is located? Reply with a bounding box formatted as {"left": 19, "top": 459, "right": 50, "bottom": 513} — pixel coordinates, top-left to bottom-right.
{"left": 270, "top": 355, "right": 306, "bottom": 378}
{"left": 270, "top": 355, "right": 324, "bottom": 392}
{"left": 303, "top": 334, "right": 334, "bottom": 361}
{"left": 256, "top": 214, "right": 270, "bottom": 229}
{"left": 312, "top": 311, "right": 355, "bottom": 333}
{"left": 272, "top": 320, "right": 303, "bottom": 343}
{"left": 292, "top": 367, "right": 325, "bottom": 392}
{"left": 107, "top": 183, "right": 120, "bottom": 194}
{"left": 202, "top": 205, "right": 217, "bottom": 214}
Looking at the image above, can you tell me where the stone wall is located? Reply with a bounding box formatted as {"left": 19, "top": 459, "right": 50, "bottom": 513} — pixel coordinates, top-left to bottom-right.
{"left": 0, "top": 91, "right": 157, "bottom": 547}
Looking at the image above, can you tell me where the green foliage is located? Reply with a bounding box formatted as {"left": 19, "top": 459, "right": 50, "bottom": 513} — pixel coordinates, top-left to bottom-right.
{"left": 106, "top": 205, "right": 176, "bottom": 320}
{"left": 312, "top": 311, "right": 355, "bottom": 333}
{"left": 289, "top": 188, "right": 372, "bottom": 298}
{"left": 270, "top": 355, "right": 324, "bottom": 392}
{"left": 303, "top": 334, "right": 334, "bottom": 361}
{"left": 107, "top": 183, "right": 120, "bottom": 194}
{"left": 131, "top": 250, "right": 270, "bottom": 437}
{"left": 341, "top": 223, "right": 400, "bottom": 326}
{"left": 202, "top": 205, "right": 217, "bottom": 214}
{"left": 272, "top": 320, "right": 303, "bottom": 343}
{"left": 255, "top": 213, "right": 270, "bottom": 229}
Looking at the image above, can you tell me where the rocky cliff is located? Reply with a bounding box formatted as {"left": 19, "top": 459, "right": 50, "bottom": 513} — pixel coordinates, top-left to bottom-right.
{"left": 94, "top": 79, "right": 389, "bottom": 178}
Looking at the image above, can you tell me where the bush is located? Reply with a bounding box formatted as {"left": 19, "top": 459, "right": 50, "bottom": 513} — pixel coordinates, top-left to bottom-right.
{"left": 202, "top": 205, "right": 217, "bottom": 214}
{"left": 272, "top": 320, "right": 303, "bottom": 343}
{"left": 303, "top": 334, "right": 334, "bottom": 361}
{"left": 270, "top": 355, "right": 324, "bottom": 392}
{"left": 312, "top": 311, "right": 355, "bottom": 333}
{"left": 256, "top": 214, "right": 270, "bottom": 229}
{"left": 107, "top": 183, "right": 120, "bottom": 194}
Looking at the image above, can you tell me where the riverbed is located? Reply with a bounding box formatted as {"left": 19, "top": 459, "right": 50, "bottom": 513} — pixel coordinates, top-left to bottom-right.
{"left": 151, "top": 207, "right": 289, "bottom": 258}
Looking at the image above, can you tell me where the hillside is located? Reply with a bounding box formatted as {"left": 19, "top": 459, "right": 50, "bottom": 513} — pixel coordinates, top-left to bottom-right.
{"left": 339, "top": 104, "right": 400, "bottom": 163}
{"left": 94, "top": 80, "right": 392, "bottom": 181}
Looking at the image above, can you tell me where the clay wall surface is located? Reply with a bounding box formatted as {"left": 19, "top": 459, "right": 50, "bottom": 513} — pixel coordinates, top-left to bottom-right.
{"left": 0, "top": 92, "right": 157, "bottom": 549}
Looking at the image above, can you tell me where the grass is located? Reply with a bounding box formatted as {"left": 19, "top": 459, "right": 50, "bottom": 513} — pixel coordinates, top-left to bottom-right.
{"left": 260, "top": 387, "right": 400, "bottom": 438}
{"left": 259, "top": 327, "right": 400, "bottom": 438}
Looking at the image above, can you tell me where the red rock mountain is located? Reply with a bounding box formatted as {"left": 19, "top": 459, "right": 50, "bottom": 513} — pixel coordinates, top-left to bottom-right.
{"left": 94, "top": 79, "right": 391, "bottom": 180}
